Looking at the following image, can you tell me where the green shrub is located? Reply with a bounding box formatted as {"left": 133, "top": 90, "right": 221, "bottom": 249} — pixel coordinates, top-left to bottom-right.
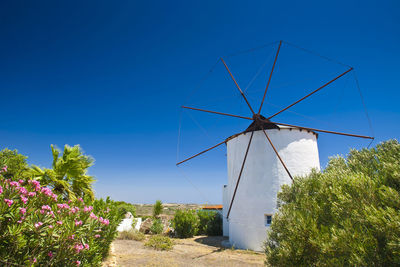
{"left": 150, "top": 218, "right": 164, "bottom": 235}
{"left": 144, "top": 235, "right": 174, "bottom": 251}
{"left": 197, "top": 210, "right": 222, "bottom": 236}
{"left": 117, "top": 230, "right": 145, "bottom": 241}
{"left": 265, "top": 140, "right": 400, "bottom": 266}
{"left": 153, "top": 200, "right": 163, "bottom": 217}
{"left": 172, "top": 209, "right": 199, "bottom": 238}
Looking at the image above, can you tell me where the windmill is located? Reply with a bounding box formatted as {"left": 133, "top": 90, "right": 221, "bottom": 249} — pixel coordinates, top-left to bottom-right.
{"left": 176, "top": 40, "right": 373, "bottom": 251}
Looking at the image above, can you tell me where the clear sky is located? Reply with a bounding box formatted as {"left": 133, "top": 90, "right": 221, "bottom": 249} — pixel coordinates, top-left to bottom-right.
{"left": 1, "top": 1, "right": 399, "bottom": 204}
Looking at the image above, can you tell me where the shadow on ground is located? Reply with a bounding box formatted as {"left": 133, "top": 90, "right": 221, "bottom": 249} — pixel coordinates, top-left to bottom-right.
{"left": 194, "top": 236, "right": 227, "bottom": 248}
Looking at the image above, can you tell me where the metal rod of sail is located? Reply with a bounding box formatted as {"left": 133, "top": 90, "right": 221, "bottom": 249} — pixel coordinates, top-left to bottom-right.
{"left": 182, "top": 106, "right": 253, "bottom": 120}
{"left": 262, "top": 129, "right": 293, "bottom": 181}
{"left": 227, "top": 131, "right": 254, "bottom": 219}
{"left": 220, "top": 58, "right": 256, "bottom": 115}
{"left": 269, "top": 121, "right": 374, "bottom": 139}
{"left": 176, "top": 139, "right": 226, "bottom": 166}
{"left": 267, "top": 67, "right": 353, "bottom": 119}
{"left": 258, "top": 40, "right": 283, "bottom": 114}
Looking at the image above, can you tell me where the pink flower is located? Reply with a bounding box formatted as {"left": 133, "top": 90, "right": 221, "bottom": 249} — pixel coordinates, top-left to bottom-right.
{"left": 49, "top": 225, "right": 53, "bottom": 229}
{"left": 19, "top": 207, "right": 26, "bottom": 215}
{"left": 10, "top": 181, "right": 19, "bottom": 187}
{"left": 76, "top": 261, "right": 81, "bottom": 266}
{"left": 4, "top": 199, "right": 13, "bottom": 207}
{"left": 48, "top": 251, "right": 53, "bottom": 258}
{"left": 75, "top": 220, "right": 83, "bottom": 226}
{"left": 42, "top": 205, "right": 51, "bottom": 210}
{"left": 18, "top": 186, "right": 27, "bottom": 194}
{"left": 21, "top": 196, "right": 28, "bottom": 204}
{"left": 89, "top": 212, "right": 97, "bottom": 220}
{"left": 69, "top": 234, "right": 75, "bottom": 240}
{"left": 57, "top": 203, "right": 70, "bottom": 209}
{"left": 17, "top": 220, "right": 23, "bottom": 224}
{"left": 98, "top": 217, "right": 109, "bottom": 225}
{"left": 2, "top": 166, "right": 7, "bottom": 172}
{"left": 18, "top": 179, "right": 24, "bottom": 184}
{"left": 0, "top": 185, "right": 3, "bottom": 194}
{"left": 28, "top": 192, "right": 36, "bottom": 197}
{"left": 83, "top": 206, "right": 93, "bottom": 212}
{"left": 95, "top": 234, "right": 101, "bottom": 238}
{"left": 84, "top": 244, "right": 89, "bottom": 250}
{"left": 56, "top": 221, "right": 63, "bottom": 225}
{"left": 28, "top": 180, "right": 41, "bottom": 191}
{"left": 41, "top": 187, "right": 52, "bottom": 196}
{"left": 74, "top": 243, "right": 84, "bottom": 253}
{"left": 33, "top": 258, "right": 37, "bottom": 263}
{"left": 78, "top": 197, "right": 83, "bottom": 202}
{"left": 34, "top": 222, "right": 43, "bottom": 228}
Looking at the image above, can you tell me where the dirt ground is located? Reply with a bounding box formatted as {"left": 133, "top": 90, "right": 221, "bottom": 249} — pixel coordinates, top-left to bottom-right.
{"left": 103, "top": 236, "right": 265, "bottom": 267}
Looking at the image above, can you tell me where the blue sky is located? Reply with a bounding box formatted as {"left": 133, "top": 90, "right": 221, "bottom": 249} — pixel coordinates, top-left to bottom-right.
{"left": 0, "top": 1, "right": 399, "bottom": 204}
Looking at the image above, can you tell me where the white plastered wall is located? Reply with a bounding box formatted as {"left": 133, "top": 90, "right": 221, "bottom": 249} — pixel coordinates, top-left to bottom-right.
{"left": 224, "top": 127, "right": 320, "bottom": 251}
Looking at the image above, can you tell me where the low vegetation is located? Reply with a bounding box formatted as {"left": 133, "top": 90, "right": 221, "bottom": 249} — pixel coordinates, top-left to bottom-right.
{"left": 265, "top": 140, "right": 400, "bottom": 266}
{"left": 144, "top": 235, "right": 174, "bottom": 251}
{"left": 117, "top": 229, "right": 145, "bottom": 241}
{"left": 171, "top": 208, "right": 223, "bottom": 238}
{"left": 172, "top": 209, "right": 199, "bottom": 238}
{"left": 150, "top": 218, "right": 164, "bottom": 235}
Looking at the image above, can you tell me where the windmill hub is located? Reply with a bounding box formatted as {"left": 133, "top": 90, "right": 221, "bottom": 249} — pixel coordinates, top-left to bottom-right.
{"left": 245, "top": 114, "right": 279, "bottom": 133}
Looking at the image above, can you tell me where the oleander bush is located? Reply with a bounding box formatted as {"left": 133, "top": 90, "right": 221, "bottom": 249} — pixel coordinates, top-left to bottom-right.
{"left": 172, "top": 209, "right": 199, "bottom": 238}
{"left": 144, "top": 235, "right": 174, "bottom": 251}
{"left": 197, "top": 210, "right": 222, "bottom": 236}
{"left": 265, "top": 140, "right": 400, "bottom": 266}
{"left": 0, "top": 167, "right": 124, "bottom": 266}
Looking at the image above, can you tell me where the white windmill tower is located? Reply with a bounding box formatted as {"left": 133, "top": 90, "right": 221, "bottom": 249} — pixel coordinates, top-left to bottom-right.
{"left": 177, "top": 41, "right": 373, "bottom": 251}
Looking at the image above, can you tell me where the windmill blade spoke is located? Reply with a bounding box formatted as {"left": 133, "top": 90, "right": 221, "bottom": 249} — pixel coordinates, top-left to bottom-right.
{"left": 267, "top": 67, "right": 353, "bottom": 119}
{"left": 227, "top": 131, "right": 254, "bottom": 219}
{"left": 262, "top": 129, "right": 294, "bottom": 181}
{"left": 270, "top": 121, "right": 374, "bottom": 139}
{"left": 182, "top": 106, "right": 253, "bottom": 120}
{"left": 176, "top": 139, "right": 227, "bottom": 166}
{"left": 258, "top": 40, "right": 283, "bottom": 114}
{"left": 220, "top": 58, "right": 256, "bottom": 115}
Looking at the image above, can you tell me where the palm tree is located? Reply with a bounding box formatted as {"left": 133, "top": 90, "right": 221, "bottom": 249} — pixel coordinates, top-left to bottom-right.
{"left": 30, "top": 145, "right": 96, "bottom": 200}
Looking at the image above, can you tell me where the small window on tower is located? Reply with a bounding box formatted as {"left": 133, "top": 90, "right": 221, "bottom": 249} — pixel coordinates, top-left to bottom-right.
{"left": 264, "top": 214, "right": 272, "bottom": 226}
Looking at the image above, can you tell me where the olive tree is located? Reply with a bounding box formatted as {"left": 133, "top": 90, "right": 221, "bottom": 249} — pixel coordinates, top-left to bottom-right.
{"left": 265, "top": 140, "right": 400, "bottom": 266}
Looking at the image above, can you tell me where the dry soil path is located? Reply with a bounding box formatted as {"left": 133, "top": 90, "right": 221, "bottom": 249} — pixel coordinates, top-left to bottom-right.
{"left": 103, "top": 236, "right": 265, "bottom": 267}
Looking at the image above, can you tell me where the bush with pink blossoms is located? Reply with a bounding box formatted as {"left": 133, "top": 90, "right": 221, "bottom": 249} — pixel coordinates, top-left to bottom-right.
{"left": 0, "top": 169, "right": 124, "bottom": 266}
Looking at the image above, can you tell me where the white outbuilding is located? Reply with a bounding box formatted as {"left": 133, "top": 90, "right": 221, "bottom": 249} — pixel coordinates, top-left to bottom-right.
{"left": 222, "top": 123, "right": 320, "bottom": 251}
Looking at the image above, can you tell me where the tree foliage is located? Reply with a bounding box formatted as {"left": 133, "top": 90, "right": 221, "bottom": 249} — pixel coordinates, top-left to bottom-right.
{"left": 30, "top": 145, "right": 96, "bottom": 201}
{"left": 265, "top": 140, "right": 400, "bottom": 266}
{"left": 0, "top": 148, "right": 30, "bottom": 180}
{"left": 153, "top": 200, "right": 163, "bottom": 217}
